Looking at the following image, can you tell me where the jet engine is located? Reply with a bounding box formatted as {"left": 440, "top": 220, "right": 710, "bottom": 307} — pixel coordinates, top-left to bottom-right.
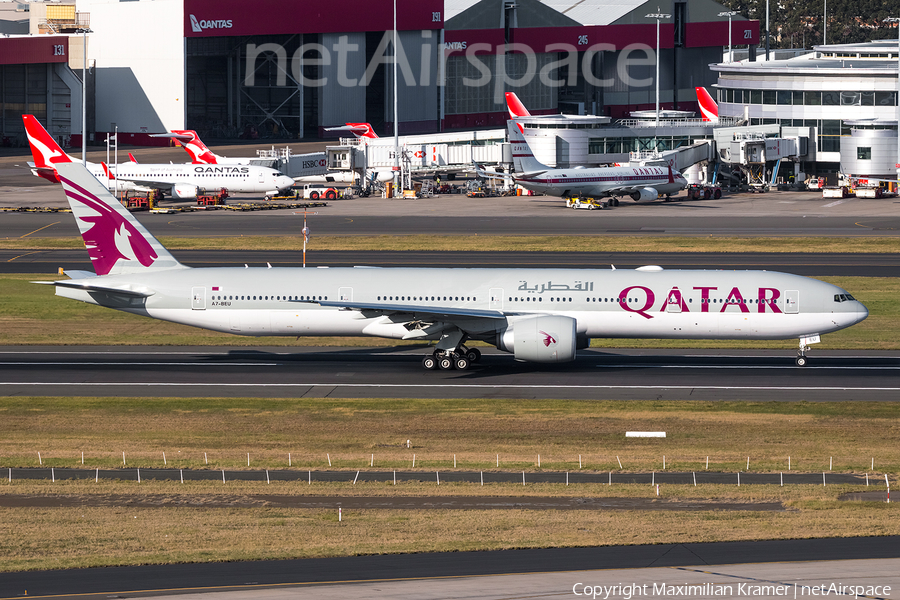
{"left": 630, "top": 187, "right": 658, "bottom": 201}
{"left": 496, "top": 315, "right": 578, "bottom": 363}
{"left": 172, "top": 184, "right": 199, "bottom": 199}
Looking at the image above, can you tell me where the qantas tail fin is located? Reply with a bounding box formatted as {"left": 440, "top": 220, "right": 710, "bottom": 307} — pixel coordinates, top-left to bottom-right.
{"left": 168, "top": 130, "right": 221, "bottom": 164}
{"left": 324, "top": 123, "right": 379, "bottom": 139}
{"left": 505, "top": 93, "right": 530, "bottom": 134}
{"left": 506, "top": 120, "right": 549, "bottom": 176}
{"left": 695, "top": 87, "right": 719, "bottom": 123}
{"left": 22, "top": 114, "right": 80, "bottom": 183}
{"left": 505, "top": 92, "right": 531, "bottom": 118}
{"left": 55, "top": 161, "right": 185, "bottom": 276}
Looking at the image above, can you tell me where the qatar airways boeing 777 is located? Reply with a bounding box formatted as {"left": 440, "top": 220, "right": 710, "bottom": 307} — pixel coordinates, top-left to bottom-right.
{"left": 36, "top": 160, "right": 866, "bottom": 370}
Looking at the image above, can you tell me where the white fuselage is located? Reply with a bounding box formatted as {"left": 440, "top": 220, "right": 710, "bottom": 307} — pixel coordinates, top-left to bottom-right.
{"left": 516, "top": 165, "right": 688, "bottom": 199}
{"left": 56, "top": 267, "right": 867, "bottom": 343}
{"left": 110, "top": 164, "right": 294, "bottom": 195}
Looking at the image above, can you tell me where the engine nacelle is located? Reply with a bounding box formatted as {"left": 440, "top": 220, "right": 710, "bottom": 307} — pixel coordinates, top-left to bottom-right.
{"left": 172, "top": 184, "right": 199, "bottom": 199}
{"left": 630, "top": 187, "right": 658, "bottom": 201}
{"left": 497, "top": 315, "right": 578, "bottom": 363}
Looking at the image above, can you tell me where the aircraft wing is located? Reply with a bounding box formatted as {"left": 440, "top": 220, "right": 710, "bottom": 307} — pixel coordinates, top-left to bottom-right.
{"left": 113, "top": 176, "right": 175, "bottom": 192}
{"left": 296, "top": 299, "right": 507, "bottom": 320}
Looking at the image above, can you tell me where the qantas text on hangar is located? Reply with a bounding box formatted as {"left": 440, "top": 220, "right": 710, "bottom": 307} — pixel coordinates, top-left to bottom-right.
{"left": 189, "top": 14, "right": 233, "bottom": 32}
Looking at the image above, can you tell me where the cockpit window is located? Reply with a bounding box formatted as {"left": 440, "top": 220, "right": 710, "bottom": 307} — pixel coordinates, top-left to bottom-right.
{"left": 834, "top": 294, "right": 855, "bottom": 302}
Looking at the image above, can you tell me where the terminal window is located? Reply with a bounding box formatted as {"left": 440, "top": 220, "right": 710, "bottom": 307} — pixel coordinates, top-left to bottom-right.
{"left": 858, "top": 147, "right": 872, "bottom": 160}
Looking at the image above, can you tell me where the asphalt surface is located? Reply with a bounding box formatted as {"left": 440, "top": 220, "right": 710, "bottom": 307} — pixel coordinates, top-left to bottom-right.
{"left": 5, "top": 467, "right": 872, "bottom": 487}
{"left": 4, "top": 207, "right": 900, "bottom": 237}
{"left": 3, "top": 248, "right": 899, "bottom": 276}
{"left": 2, "top": 346, "right": 898, "bottom": 401}
{"left": 1, "top": 537, "right": 898, "bottom": 599}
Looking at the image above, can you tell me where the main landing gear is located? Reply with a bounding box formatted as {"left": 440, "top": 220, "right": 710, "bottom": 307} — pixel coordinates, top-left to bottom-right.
{"left": 422, "top": 347, "right": 481, "bottom": 371}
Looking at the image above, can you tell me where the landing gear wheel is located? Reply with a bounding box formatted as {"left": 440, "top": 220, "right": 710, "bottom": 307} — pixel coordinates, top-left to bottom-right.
{"left": 796, "top": 356, "right": 807, "bottom": 367}
{"left": 454, "top": 356, "right": 470, "bottom": 370}
{"left": 422, "top": 355, "right": 437, "bottom": 370}
{"left": 612, "top": 198, "right": 620, "bottom": 206}
{"left": 465, "top": 348, "right": 481, "bottom": 363}
{"left": 438, "top": 356, "right": 454, "bottom": 370}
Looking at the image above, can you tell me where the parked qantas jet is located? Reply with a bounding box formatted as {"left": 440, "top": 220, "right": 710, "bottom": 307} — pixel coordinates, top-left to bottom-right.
{"left": 24, "top": 116, "right": 294, "bottom": 198}
{"left": 156, "top": 127, "right": 391, "bottom": 184}
{"left": 37, "top": 160, "right": 867, "bottom": 369}
{"left": 507, "top": 120, "right": 688, "bottom": 202}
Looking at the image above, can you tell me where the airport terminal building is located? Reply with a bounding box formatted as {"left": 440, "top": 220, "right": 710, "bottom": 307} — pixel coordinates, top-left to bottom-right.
{"left": 711, "top": 40, "right": 900, "bottom": 177}
{"left": 2, "top": 0, "right": 757, "bottom": 145}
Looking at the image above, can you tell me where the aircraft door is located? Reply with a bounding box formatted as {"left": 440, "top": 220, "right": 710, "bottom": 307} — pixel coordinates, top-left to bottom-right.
{"left": 191, "top": 286, "right": 206, "bottom": 310}
{"left": 489, "top": 288, "right": 503, "bottom": 310}
{"left": 665, "top": 288, "right": 683, "bottom": 313}
{"left": 258, "top": 169, "right": 264, "bottom": 184}
{"left": 339, "top": 287, "right": 353, "bottom": 302}
{"left": 785, "top": 290, "right": 799, "bottom": 313}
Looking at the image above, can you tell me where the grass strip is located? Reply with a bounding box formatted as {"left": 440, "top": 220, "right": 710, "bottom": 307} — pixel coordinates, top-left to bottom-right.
{"left": 3, "top": 235, "right": 900, "bottom": 253}
{"left": 0, "top": 481, "right": 895, "bottom": 573}
{"left": 2, "top": 397, "right": 899, "bottom": 473}
{"left": 1, "top": 274, "right": 897, "bottom": 348}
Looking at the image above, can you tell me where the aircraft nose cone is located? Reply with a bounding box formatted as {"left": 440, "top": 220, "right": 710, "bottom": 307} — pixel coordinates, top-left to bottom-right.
{"left": 857, "top": 301, "right": 869, "bottom": 323}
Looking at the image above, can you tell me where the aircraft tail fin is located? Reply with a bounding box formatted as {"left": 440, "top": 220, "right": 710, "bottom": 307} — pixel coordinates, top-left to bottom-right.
{"left": 505, "top": 92, "right": 532, "bottom": 118}
{"left": 507, "top": 120, "right": 550, "bottom": 175}
{"left": 505, "top": 93, "right": 530, "bottom": 133}
{"left": 22, "top": 114, "right": 79, "bottom": 182}
{"left": 695, "top": 87, "right": 719, "bottom": 123}
{"left": 324, "top": 123, "right": 379, "bottom": 139}
{"left": 101, "top": 162, "right": 116, "bottom": 180}
{"left": 55, "top": 161, "right": 186, "bottom": 276}
{"left": 128, "top": 152, "right": 138, "bottom": 163}
{"left": 169, "top": 130, "right": 220, "bottom": 164}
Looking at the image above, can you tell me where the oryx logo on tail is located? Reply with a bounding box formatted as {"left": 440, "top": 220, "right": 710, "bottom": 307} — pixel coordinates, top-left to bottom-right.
{"left": 58, "top": 175, "right": 159, "bottom": 275}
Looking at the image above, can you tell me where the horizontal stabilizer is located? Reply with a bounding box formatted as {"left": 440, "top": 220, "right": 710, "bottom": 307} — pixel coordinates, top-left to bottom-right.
{"left": 32, "top": 280, "right": 154, "bottom": 298}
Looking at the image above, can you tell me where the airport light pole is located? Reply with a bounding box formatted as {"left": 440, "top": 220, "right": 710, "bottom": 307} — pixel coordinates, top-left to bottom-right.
{"left": 718, "top": 11, "right": 737, "bottom": 63}
{"left": 392, "top": 0, "right": 400, "bottom": 197}
{"left": 76, "top": 27, "right": 92, "bottom": 166}
{"left": 645, "top": 8, "right": 671, "bottom": 127}
{"left": 886, "top": 17, "right": 900, "bottom": 187}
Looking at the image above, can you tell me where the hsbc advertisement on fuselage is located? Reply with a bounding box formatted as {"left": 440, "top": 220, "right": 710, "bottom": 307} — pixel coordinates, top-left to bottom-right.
{"left": 184, "top": 0, "right": 443, "bottom": 37}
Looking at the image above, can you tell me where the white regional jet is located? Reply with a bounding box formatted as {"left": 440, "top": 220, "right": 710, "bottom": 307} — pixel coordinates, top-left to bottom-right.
{"left": 508, "top": 120, "right": 688, "bottom": 203}
{"left": 38, "top": 160, "right": 866, "bottom": 369}
{"left": 24, "top": 115, "right": 294, "bottom": 199}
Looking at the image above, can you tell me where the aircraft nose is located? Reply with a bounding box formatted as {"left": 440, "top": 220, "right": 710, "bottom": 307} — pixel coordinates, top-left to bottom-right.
{"left": 857, "top": 301, "right": 869, "bottom": 323}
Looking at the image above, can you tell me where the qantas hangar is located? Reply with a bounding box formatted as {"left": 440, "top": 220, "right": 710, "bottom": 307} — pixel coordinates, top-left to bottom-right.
{"left": 2, "top": 0, "right": 756, "bottom": 145}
